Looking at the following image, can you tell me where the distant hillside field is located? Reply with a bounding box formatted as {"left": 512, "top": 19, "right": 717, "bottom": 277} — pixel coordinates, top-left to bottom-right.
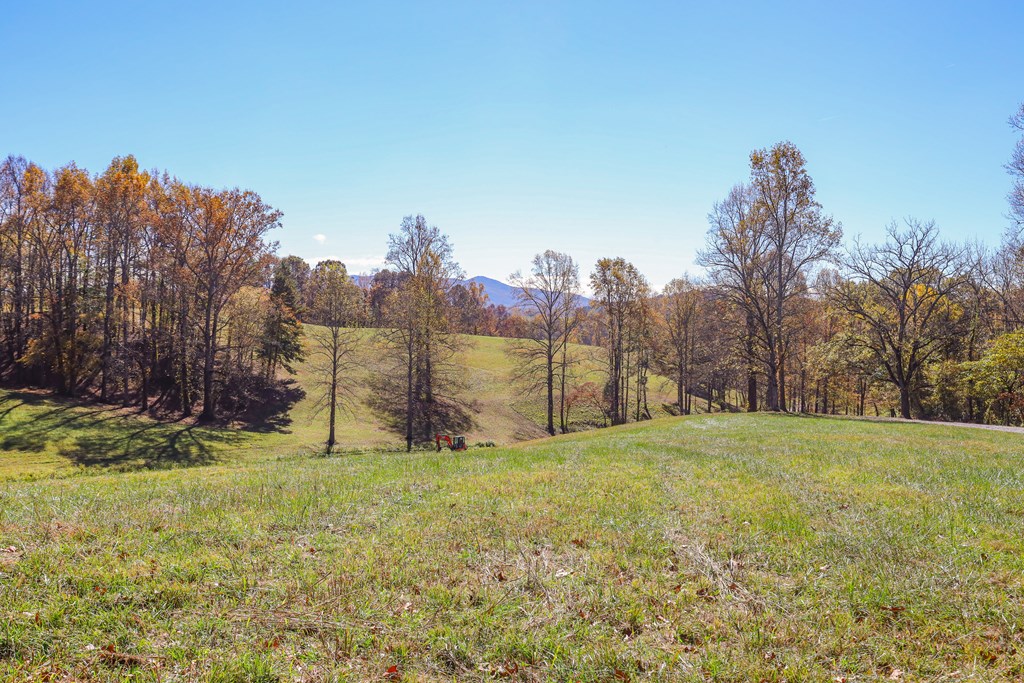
{"left": 0, "top": 330, "right": 680, "bottom": 479}
{"left": 3, "top": 414, "right": 1024, "bottom": 679}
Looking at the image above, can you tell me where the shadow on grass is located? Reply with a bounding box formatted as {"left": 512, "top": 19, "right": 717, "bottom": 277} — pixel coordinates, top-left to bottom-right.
{"left": 0, "top": 390, "right": 251, "bottom": 472}
{"left": 60, "top": 424, "right": 247, "bottom": 470}
{"left": 225, "top": 379, "right": 306, "bottom": 434}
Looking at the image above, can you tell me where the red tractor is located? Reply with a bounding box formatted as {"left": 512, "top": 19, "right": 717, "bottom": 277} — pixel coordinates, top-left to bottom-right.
{"left": 435, "top": 434, "right": 467, "bottom": 452}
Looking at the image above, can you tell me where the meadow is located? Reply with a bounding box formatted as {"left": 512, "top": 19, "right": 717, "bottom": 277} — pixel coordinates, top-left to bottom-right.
{"left": 0, "top": 331, "right": 684, "bottom": 481}
{"left": 2, "top": 412, "right": 1024, "bottom": 681}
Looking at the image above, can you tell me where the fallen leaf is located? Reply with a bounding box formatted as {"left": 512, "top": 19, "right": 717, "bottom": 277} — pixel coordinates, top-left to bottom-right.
{"left": 385, "top": 664, "right": 400, "bottom": 680}
{"left": 497, "top": 661, "right": 519, "bottom": 677}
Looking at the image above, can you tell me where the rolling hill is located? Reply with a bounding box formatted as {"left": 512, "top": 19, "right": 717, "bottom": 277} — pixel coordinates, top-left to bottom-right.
{"left": 0, "top": 330, "right": 679, "bottom": 479}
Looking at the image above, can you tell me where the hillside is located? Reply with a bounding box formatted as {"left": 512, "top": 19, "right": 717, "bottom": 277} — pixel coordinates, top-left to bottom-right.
{"left": 262, "top": 327, "right": 679, "bottom": 453}
{"left": 0, "top": 330, "right": 682, "bottom": 479}
{"left": 2, "top": 414, "right": 1023, "bottom": 680}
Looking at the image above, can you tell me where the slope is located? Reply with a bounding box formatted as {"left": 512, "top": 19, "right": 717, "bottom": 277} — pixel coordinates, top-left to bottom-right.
{"left": 2, "top": 414, "right": 1023, "bottom": 679}
{"left": 0, "top": 329, "right": 682, "bottom": 478}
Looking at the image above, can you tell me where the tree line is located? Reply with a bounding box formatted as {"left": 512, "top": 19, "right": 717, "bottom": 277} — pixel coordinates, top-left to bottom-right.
{"left": 0, "top": 155, "right": 291, "bottom": 422}
{"left": 2, "top": 102, "right": 1023, "bottom": 446}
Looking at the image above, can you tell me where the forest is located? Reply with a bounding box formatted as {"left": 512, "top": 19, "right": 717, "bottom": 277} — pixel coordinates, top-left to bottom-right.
{"left": 2, "top": 103, "right": 1024, "bottom": 446}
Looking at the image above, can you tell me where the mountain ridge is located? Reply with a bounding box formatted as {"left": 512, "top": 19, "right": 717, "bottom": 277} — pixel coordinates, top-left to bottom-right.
{"left": 353, "top": 273, "right": 590, "bottom": 309}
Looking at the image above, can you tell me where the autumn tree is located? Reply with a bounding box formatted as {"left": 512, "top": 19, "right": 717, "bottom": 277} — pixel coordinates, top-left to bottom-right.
{"left": 699, "top": 143, "right": 840, "bottom": 411}
{"left": 656, "top": 276, "right": 709, "bottom": 415}
{"left": 0, "top": 155, "right": 286, "bottom": 422}
{"left": 448, "top": 281, "right": 491, "bottom": 335}
{"left": 0, "top": 156, "right": 43, "bottom": 381}
{"left": 508, "top": 250, "right": 582, "bottom": 435}
{"left": 749, "top": 141, "right": 841, "bottom": 410}
{"left": 590, "top": 258, "right": 652, "bottom": 425}
{"left": 830, "top": 219, "right": 969, "bottom": 419}
{"left": 963, "top": 330, "right": 1024, "bottom": 425}
{"left": 32, "top": 163, "right": 97, "bottom": 396}
{"left": 376, "top": 215, "right": 467, "bottom": 450}
{"left": 94, "top": 155, "right": 150, "bottom": 404}
{"left": 175, "top": 184, "right": 281, "bottom": 421}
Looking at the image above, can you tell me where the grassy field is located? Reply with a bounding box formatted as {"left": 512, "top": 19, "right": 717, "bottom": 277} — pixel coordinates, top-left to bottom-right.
{"left": 0, "top": 331, "right": 683, "bottom": 480}
{"left": 3, "top": 413, "right": 1024, "bottom": 680}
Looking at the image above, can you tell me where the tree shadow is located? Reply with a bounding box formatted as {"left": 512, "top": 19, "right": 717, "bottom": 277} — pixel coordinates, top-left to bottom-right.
{"left": 60, "top": 423, "right": 247, "bottom": 470}
{"left": 0, "top": 389, "right": 250, "bottom": 472}
{"left": 369, "top": 392, "right": 475, "bottom": 444}
{"left": 214, "top": 377, "right": 306, "bottom": 434}
{"left": 0, "top": 393, "right": 127, "bottom": 454}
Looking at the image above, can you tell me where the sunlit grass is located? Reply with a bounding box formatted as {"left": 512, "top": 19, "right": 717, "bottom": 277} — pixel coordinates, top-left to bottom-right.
{"left": 2, "top": 413, "right": 1023, "bottom": 680}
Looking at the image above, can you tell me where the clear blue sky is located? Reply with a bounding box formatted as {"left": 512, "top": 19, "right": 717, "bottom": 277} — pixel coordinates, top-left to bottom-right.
{"left": 3, "top": 1, "right": 1022, "bottom": 289}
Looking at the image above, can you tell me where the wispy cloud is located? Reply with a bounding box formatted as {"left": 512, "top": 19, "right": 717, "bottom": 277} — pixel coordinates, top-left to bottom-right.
{"left": 312, "top": 233, "right": 327, "bottom": 244}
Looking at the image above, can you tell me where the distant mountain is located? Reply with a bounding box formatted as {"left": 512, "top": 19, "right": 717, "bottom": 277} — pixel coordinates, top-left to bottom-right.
{"left": 464, "top": 276, "right": 520, "bottom": 308}
{"left": 351, "top": 273, "right": 589, "bottom": 309}
{"left": 466, "top": 276, "right": 591, "bottom": 309}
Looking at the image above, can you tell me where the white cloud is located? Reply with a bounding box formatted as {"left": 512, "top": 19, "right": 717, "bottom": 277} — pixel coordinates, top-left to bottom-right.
{"left": 312, "top": 233, "right": 327, "bottom": 244}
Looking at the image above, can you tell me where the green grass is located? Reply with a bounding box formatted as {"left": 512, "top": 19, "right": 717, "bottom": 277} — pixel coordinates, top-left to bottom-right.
{"left": 0, "top": 390, "right": 254, "bottom": 481}
{"left": 0, "top": 331, "right": 683, "bottom": 479}
{"left": 269, "top": 328, "right": 682, "bottom": 452}
{"left": 3, "top": 413, "right": 1024, "bottom": 680}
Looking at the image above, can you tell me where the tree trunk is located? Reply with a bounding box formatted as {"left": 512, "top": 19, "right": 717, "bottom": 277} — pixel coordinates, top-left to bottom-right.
{"left": 101, "top": 250, "right": 116, "bottom": 402}
{"left": 405, "top": 334, "right": 414, "bottom": 452}
{"left": 777, "top": 353, "right": 787, "bottom": 412}
{"left": 546, "top": 346, "right": 555, "bottom": 436}
{"left": 327, "top": 332, "right": 338, "bottom": 454}
{"left": 199, "top": 292, "right": 218, "bottom": 422}
{"left": 899, "top": 384, "right": 912, "bottom": 419}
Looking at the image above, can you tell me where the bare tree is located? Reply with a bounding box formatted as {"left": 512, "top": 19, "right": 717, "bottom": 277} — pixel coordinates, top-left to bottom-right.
{"left": 376, "top": 215, "right": 467, "bottom": 450}
{"left": 306, "top": 260, "right": 363, "bottom": 453}
{"left": 1009, "top": 103, "right": 1024, "bottom": 228}
{"left": 830, "top": 219, "right": 969, "bottom": 419}
{"left": 508, "top": 250, "right": 582, "bottom": 435}
{"left": 698, "top": 184, "right": 766, "bottom": 411}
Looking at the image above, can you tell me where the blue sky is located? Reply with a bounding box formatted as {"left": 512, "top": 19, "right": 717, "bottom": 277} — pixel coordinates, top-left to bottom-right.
{"left": 3, "top": 1, "right": 1022, "bottom": 288}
